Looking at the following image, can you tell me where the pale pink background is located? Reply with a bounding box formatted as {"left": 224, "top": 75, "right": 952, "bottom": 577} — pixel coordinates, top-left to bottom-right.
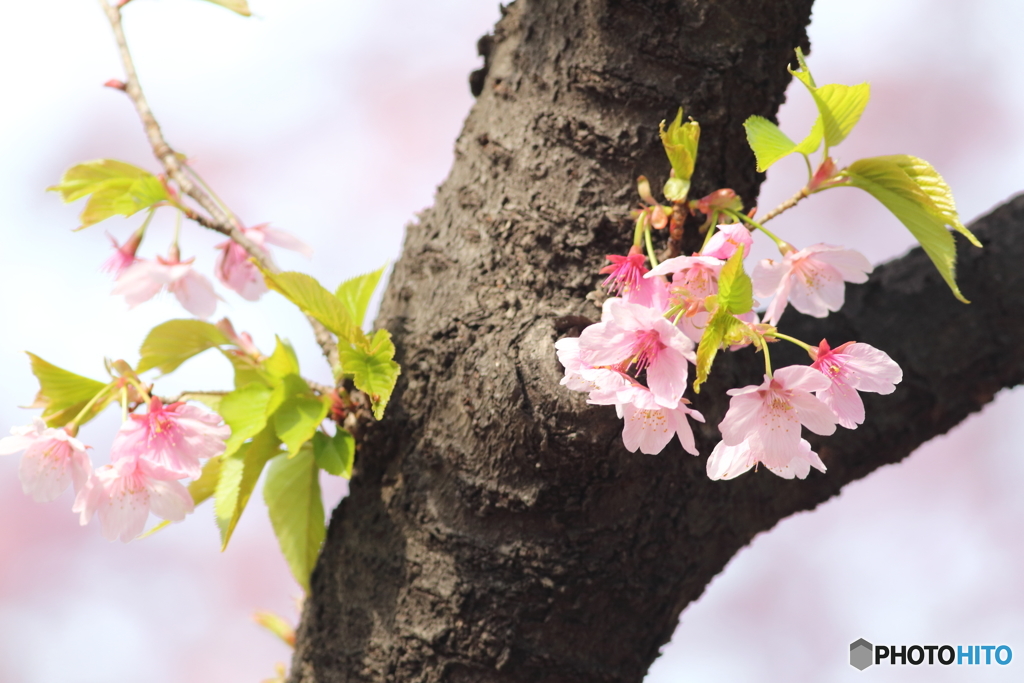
{"left": 0, "top": 1, "right": 1021, "bottom": 681}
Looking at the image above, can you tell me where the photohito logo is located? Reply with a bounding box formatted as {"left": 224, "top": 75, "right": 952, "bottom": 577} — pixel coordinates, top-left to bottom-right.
{"left": 849, "top": 639, "right": 1012, "bottom": 670}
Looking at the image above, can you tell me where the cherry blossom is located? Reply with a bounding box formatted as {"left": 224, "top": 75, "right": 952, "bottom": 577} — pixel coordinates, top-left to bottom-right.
{"left": 719, "top": 366, "right": 838, "bottom": 471}
{"left": 578, "top": 298, "right": 695, "bottom": 406}
{"left": 101, "top": 229, "right": 143, "bottom": 278}
{"left": 113, "top": 255, "right": 218, "bottom": 318}
{"left": 590, "top": 384, "right": 704, "bottom": 455}
{"left": 0, "top": 418, "right": 92, "bottom": 502}
{"left": 111, "top": 397, "right": 229, "bottom": 480}
{"left": 73, "top": 458, "right": 193, "bottom": 543}
{"left": 752, "top": 244, "right": 873, "bottom": 325}
{"left": 554, "top": 336, "right": 632, "bottom": 404}
{"left": 646, "top": 254, "right": 722, "bottom": 342}
{"left": 810, "top": 339, "right": 903, "bottom": 429}
{"left": 706, "top": 436, "right": 825, "bottom": 480}
{"left": 701, "top": 224, "right": 753, "bottom": 261}
{"left": 215, "top": 224, "right": 312, "bottom": 301}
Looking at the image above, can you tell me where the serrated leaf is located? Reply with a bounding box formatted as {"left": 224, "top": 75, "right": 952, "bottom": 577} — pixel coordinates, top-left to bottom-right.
{"left": 264, "top": 336, "right": 300, "bottom": 378}
{"left": 886, "top": 155, "right": 981, "bottom": 247}
{"left": 717, "top": 245, "right": 753, "bottom": 314}
{"left": 313, "top": 429, "right": 355, "bottom": 478}
{"left": 338, "top": 329, "right": 401, "bottom": 420}
{"left": 335, "top": 265, "right": 386, "bottom": 329}
{"left": 25, "top": 353, "right": 110, "bottom": 427}
{"left": 216, "top": 427, "right": 281, "bottom": 549}
{"left": 810, "top": 82, "right": 870, "bottom": 148}
{"left": 49, "top": 160, "right": 169, "bottom": 229}
{"left": 137, "top": 319, "right": 230, "bottom": 374}
{"left": 743, "top": 116, "right": 797, "bottom": 172}
{"left": 788, "top": 47, "right": 817, "bottom": 89}
{"left": 659, "top": 108, "right": 700, "bottom": 182}
{"left": 199, "top": 0, "right": 252, "bottom": 16}
{"left": 846, "top": 156, "right": 976, "bottom": 302}
{"left": 219, "top": 383, "right": 275, "bottom": 457}
{"left": 263, "top": 444, "right": 325, "bottom": 592}
{"left": 261, "top": 270, "right": 358, "bottom": 343}
{"left": 694, "top": 310, "right": 743, "bottom": 393}
{"left": 271, "top": 375, "right": 329, "bottom": 457}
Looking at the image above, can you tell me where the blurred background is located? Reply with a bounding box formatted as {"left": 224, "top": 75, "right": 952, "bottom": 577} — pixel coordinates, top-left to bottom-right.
{"left": 0, "top": 1, "right": 1021, "bottom": 681}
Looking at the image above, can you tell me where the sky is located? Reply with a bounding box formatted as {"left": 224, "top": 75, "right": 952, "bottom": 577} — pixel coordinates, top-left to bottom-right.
{"left": 0, "top": 1, "right": 1022, "bottom": 681}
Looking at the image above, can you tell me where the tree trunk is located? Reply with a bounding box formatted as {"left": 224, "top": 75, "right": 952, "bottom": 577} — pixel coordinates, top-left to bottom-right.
{"left": 290, "top": 1, "right": 1024, "bottom": 681}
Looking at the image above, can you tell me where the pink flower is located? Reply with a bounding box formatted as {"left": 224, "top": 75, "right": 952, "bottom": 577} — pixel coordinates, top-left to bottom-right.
{"left": 101, "top": 229, "right": 143, "bottom": 278}
{"left": 111, "top": 397, "right": 229, "bottom": 480}
{"left": 701, "top": 224, "right": 753, "bottom": 261}
{"left": 706, "top": 436, "right": 825, "bottom": 480}
{"left": 73, "top": 458, "right": 193, "bottom": 542}
{"left": 0, "top": 419, "right": 92, "bottom": 502}
{"left": 752, "top": 244, "right": 872, "bottom": 325}
{"left": 215, "top": 224, "right": 312, "bottom": 301}
{"left": 113, "top": 255, "right": 218, "bottom": 318}
{"left": 579, "top": 298, "right": 695, "bottom": 407}
{"left": 810, "top": 339, "right": 903, "bottom": 429}
{"left": 591, "top": 385, "right": 703, "bottom": 455}
{"left": 554, "top": 336, "right": 632, "bottom": 403}
{"left": 647, "top": 255, "right": 723, "bottom": 342}
{"left": 719, "top": 366, "right": 838, "bottom": 470}
{"left": 599, "top": 248, "right": 665, "bottom": 307}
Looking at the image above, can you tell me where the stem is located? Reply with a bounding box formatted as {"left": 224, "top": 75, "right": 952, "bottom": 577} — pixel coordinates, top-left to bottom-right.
{"left": 802, "top": 153, "right": 813, "bottom": 183}
{"left": 632, "top": 212, "right": 647, "bottom": 248}
{"left": 185, "top": 164, "right": 240, "bottom": 228}
{"left": 759, "top": 186, "right": 810, "bottom": 224}
{"left": 644, "top": 222, "right": 659, "bottom": 268}
{"left": 66, "top": 383, "right": 117, "bottom": 435}
{"left": 120, "top": 386, "right": 129, "bottom": 422}
{"left": 770, "top": 331, "right": 814, "bottom": 352}
{"left": 762, "top": 336, "right": 773, "bottom": 378}
{"left": 699, "top": 222, "right": 718, "bottom": 253}
{"left": 724, "top": 209, "right": 789, "bottom": 252}
{"left": 98, "top": 0, "right": 340, "bottom": 373}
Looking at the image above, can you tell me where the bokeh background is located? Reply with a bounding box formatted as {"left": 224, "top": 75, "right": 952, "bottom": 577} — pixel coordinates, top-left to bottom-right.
{"left": 1, "top": 1, "right": 1022, "bottom": 681}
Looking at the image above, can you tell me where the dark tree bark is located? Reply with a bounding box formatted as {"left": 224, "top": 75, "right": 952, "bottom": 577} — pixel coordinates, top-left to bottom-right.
{"left": 290, "top": 1, "right": 1024, "bottom": 681}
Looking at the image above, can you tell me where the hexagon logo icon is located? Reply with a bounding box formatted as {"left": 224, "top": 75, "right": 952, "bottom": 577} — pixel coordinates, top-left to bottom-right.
{"left": 850, "top": 638, "right": 873, "bottom": 670}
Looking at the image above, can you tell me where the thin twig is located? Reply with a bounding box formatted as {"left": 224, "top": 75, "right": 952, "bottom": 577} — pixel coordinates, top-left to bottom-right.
{"left": 98, "top": 0, "right": 340, "bottom": 372}
{"left": 759, "top": 186, "right": 809, "bottom": 224}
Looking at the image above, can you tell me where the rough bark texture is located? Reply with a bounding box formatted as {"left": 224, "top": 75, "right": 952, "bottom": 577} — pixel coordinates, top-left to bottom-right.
{"left": 290, "top": 1, "right": 1024, "bottom": 681}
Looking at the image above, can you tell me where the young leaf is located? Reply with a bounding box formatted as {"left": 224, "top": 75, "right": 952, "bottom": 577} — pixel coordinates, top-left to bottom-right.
{"left": 743, "top": 116, "right": 797, "bottom": 172}
{"left": 270, "top": 375, "right": 330, "bottom": 457}
{"left": 177, "top": 391, "right": 227, "bottom": 412}
{"left": 261, "top": 270, "right": 358, "bottom": 343}
{"left": 264, "top": 336, "right": 301, "bottom": 379}
{"left": 338, "top": 329, "right": 401, "bottom": 420}
{"left": 219, "top": 383, "right": 275, "bottom": 457}
{"left": 788, "top": 46, "right": 817, "bottom": 89}
{"left": 659, "top": 108, "right": 700, "bottom": 182}
{"left": 845, "top": 156, "right": 978, "bottom": 302}
{"left": 215, "top": 426, "right": 282, "bottom": 549}
{"left": 313, "top": 429, "right": 355, "bottom": 478}
{"left": 693, "top": 310, "right": 744, "bottom": 393}
{"left": 221, "top": 349, "right": 273, "bottom": 389}
{"left": 887, "top": 155, "right": 981, "bottom": 246}
{"left": 716, "top": 246, "right": 753, "bottom": 314}
{"left": 49, "top": 160, "right": 169, "bottom": 229}
{"left": 263, "top": 445, "right": 325, "bottom": 592}
{"left": 137, "top": 319, "right": 230, "bottom": 374}
{"left": 335, "top": 265, "right": 387, "bottom": 329}
{"left": 809, "top": 82, "right": 871, "bottom": 148}
{"left": 25, "top": 353, "right": 110, "bottom": 427}
{"left": 198, "top": 0, "right": 252, "bottom": 16}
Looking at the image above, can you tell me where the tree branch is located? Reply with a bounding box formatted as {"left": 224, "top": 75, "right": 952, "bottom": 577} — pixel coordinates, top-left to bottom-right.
{"left": 97, "top": 0, "right": 340, "bottom": 373}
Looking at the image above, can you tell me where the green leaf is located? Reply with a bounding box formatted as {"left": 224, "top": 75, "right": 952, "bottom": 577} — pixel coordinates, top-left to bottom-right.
{"left": 659, "top": 108, "right": 700, "bottom": 182}
{"left": 264, "top": 336, "right": 300, "bottom": 379}
{"left": 198, "top": 0, "right": 252, "bottom": 16}
{"left": 271, "top": 375, "right": 330, "bottom": 457}
{"left": 220, "top": 349, "right": 273, "bottom": 389}
{"left": 263, "top": 444, "right": 325, "bottom": 592}
{"left": 262, "top": 270, "right": 358, "bottom": 343}
{"left": 25, "top": 353, "right": 110, "bottom": 427}
{"left": 215, "top": 426, "right": 282, "bottom": 549}
{"left": 49, "top": 160, "right": 169, "bottom": 229}
{"left": 810, "top": 82, "right": 870, "bottom": 148}
{"left": 137, "top": 319, "right": 230, "bottom": 374}
{"left": 335, "top": 265, "right": 387, "bottom": 329}
{"left": 313, "top": 429, "right": 355, "bottom": 478}
{"left": 693, "top": 310, "right": 743, "bottom": 393}
{"left": 743, "top": 116, "right": 797, "bottom": 172}
{"left": 177, "top": 392, "right": 227, "bottom": 412}
{"left": 663, "top": 177, "right": 690, "bottom": 202}
{"left": 219, "top": 383, "right": 275, "bottom": 457}
{"left": 716, "top": 245, "right": 753, "bottom": 314}
{"left": 846, "top": 155, "right": 977, "bottom": 302}
{"left": 888, "top": 155, "right": 981, "bottom": 247}
{"left": 338, "top": 329, "right": 401, "bottom": 420}
{"left": 788, "top": 47, "right": 817, "bottom": 89}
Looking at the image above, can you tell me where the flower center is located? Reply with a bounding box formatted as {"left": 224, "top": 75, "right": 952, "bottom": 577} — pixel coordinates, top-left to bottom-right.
{"left": 630, "top": 330, "right": 664, "bottom": 373}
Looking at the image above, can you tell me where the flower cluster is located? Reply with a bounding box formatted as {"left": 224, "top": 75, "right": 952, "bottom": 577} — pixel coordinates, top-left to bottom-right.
{"left": 108, "top": 222, "right": 310, "bottom": 318}
{"left": 556, "top": 216, "right": 902, "bottom": 480}
{"left": 1, "top": 398, "right": 229, "bottom": 542}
